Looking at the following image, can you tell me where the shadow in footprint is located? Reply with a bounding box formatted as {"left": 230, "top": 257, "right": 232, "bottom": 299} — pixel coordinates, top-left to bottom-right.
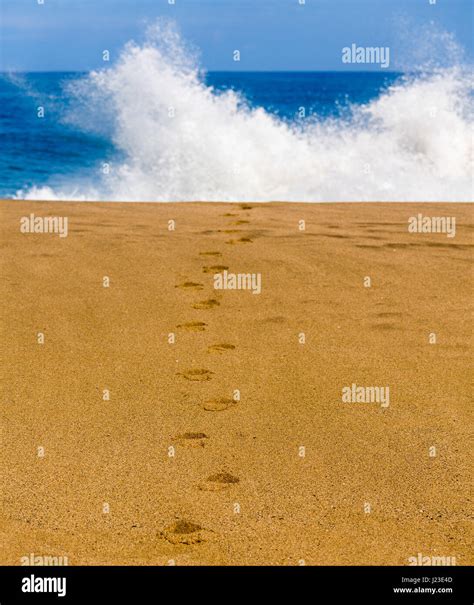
{"left": 174, "top": 432, "right": 209, "bottom": 448}
{"left": 371, "top": 323, "right": 399, "bottom": 330}
{"left": 201, "top": 397, "right": 236, "bottom": 411}
{"left": 202, "top": 265, "right": 229, "bottom": 274}
{"left": 161, "top": 520, "right": 206, "bottom": 545}
{"left": 225, "top": 237, "right": 253, "bottom": 245}
{"left": 354, "top": 244, "right": 382, "bottom": 249}
{"left": 193, "top": 299, "right": 220, "bottom": 310}
{"left": 199, "top": 251, "right": 222, "bottom": 257}
{"left": 177, "top": 321, "right": 207, "bottom": 332}
{"left": 176, "top": 282, "right": 204, "bottom": 290}
{"left": 179, "top": 369, "right": 214, "bottom": 381}
{"left": 198, "top": 472, "right": 240, "bottom": 491}
{"left": 208, "top": 344, "right": 236, "bottom": 353}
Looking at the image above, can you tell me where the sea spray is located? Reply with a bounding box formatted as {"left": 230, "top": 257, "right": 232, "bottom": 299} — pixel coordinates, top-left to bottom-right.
{"left": 16, "top": 21, "right": 474, "bottom": 202}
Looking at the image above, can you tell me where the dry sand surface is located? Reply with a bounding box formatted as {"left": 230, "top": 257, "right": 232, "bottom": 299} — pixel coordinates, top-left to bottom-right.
{"left": 1, "top": 200, "right": 472, "bottom": 566}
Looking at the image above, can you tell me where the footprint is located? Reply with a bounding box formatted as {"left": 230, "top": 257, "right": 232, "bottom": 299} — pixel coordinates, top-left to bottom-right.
{"left": 226, "top": 237, "right": 253, "bottom": 245}
{"left": 202, "top": 265, "right": 229, "bottom": 274}
{"left": 319, "top": 233, "right": 348, "bottom": 239}
{"left": 383, "top": 243, "right": 410, "bottom": 248}
{"left": 176, "top": 321, "right": 207, "bottom": 332}
{"left": 371, "top": 323, "right": 399, "bottom": 331}
{"left": 199, "top": 251, "right": 222, "bottom": 257}
{"left": 260, "top": 316, "right": 285, "bottom": 324}
{"left": 198, "top": 472, "right": 240, "bottom": 492}
{"left": 179, "top": 369, "right": 214, "bottom": 381}
{"left": 161, "top": 519, "right": 206, "bottom": 545}
{"left": 240, "top": 205, "right": 253, "bottom": 210}
{"left": 208, "top": 343, "right": 236, "bottom": 353}
{"left": 233, "top": 220, "right": 250, "bottom": 225}
{"left": 192, "top": 299, "right": 220, "bottom": 310}
{"left": 201, "top": 397, "right": 236, "bottom": 411}
{"left": 174, "top": 432, "right": 209, "bottom": 448}
{"left": 176, "top": 282, "right": 204, "bottom": 290}
{"left": 223, "top": 213, "right": 238, "bottom": 217}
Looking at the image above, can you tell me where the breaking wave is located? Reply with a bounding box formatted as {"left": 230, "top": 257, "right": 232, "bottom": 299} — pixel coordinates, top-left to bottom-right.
{"left": 18, "top": 22, "right": 474, "bottom": 202}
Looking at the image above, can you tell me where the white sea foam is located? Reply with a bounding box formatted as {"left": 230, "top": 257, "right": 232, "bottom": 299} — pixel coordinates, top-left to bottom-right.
{"left": 18, "top": 22, "right": 474, "bottom": 202}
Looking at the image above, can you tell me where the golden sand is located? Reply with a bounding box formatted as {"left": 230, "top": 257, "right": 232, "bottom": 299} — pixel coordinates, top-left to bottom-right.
{"left": 1, "top": 200, "right": 472, "bottom": 565}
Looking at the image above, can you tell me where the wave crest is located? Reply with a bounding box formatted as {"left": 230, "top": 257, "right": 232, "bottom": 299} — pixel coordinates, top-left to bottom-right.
{"left": 20, "top": 22, "right": 474, "bottom": 202}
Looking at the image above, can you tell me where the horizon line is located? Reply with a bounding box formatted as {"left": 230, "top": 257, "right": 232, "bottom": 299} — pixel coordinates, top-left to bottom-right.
{"left": 0, "top": 68, "right": 406, "bottom": 75}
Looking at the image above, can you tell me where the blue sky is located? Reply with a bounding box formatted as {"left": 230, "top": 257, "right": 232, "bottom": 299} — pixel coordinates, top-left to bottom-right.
{"left": 1, "top": 0, "right": 472, "bottom": 72}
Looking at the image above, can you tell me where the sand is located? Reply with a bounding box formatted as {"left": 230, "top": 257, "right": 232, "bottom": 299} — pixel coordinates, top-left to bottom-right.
{"left": 1, "top": 200, "right": 472, "bottom": 566}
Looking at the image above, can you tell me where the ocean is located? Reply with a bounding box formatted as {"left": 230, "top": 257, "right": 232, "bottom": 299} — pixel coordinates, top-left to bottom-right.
{"left": 1, "top": 29, "right": 472, "bottom": 202}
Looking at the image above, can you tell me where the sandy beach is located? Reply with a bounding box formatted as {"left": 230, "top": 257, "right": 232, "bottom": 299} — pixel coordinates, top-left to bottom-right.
{"left": 1, "top": 200, "right": 472, "bottom": 566}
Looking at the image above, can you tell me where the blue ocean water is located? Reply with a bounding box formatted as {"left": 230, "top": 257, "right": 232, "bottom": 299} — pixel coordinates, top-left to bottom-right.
{"left": 0, "top": 71, "right": 401, "bottom": 199}
{"left": 0, "top": 72, "right": 114, "bottom": 197}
